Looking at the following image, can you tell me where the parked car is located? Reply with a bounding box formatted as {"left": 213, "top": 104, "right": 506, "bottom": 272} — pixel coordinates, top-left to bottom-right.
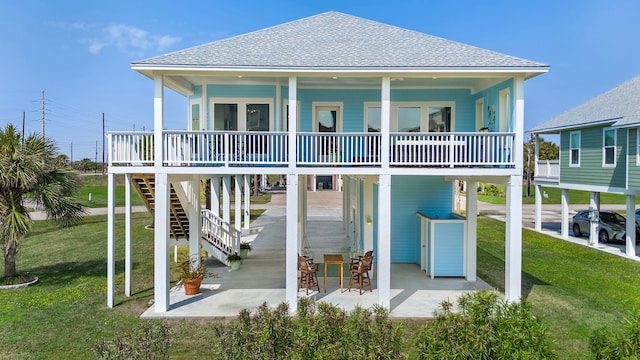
{"left": 572, "top": 210, "right": 640, "bottom": 243}
{"left": 635, "top": 208, "right": 640, "bottom": 228}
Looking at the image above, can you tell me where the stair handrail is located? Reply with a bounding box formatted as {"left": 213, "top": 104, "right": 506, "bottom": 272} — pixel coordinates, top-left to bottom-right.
{"left": 201, "top": 209, "right": 241, "bottom": 255}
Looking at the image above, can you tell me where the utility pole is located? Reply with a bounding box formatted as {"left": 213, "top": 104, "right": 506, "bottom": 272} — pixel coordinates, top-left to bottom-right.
{"left": 102, "top": 112, "right": 105, "bottom": 175}
{"left": 21, "top": 111, "right": 25, "bottom": 141}
{"left": 70, "top": 142, "right": 73, "bottom": 164}
{"left": 95, "top": 140, "right": 98, "bottom": 166}
{"left": 527, "top": 133, "right": 533, "bottom": 197}
{"left": 41, "top": 90, "right": 45, "bottom": 138}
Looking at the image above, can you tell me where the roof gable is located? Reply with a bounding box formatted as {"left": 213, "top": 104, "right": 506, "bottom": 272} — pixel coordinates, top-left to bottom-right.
{"left": 133, "top": 11, "right": 547, "bottom": 71}
{"left": 529, "top": 75, "right": 640, "bottom": 133}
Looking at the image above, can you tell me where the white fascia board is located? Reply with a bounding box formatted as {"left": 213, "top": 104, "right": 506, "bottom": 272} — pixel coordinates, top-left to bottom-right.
{"left": 131, "top": 64, "right": 548, "bottom": 77}
{"left": 528, "top": 119, "right": 619, "bottom": 134}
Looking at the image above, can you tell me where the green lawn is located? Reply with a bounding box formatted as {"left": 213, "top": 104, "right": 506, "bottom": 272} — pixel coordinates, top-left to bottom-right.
{"left": 476, "top": 183, "right": 640, "bottom": 205}
{"left": 2, "top": 214, "right": 639, "bottom": 358}
{"left": 74, "top": 174, "right": 145, "bottom": 208}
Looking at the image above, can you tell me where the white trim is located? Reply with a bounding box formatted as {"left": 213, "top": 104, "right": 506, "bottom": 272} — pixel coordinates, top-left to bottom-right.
{"left": 602, "top": 127, "right": 616, "bottom": 167}
{"left": 475, "top": 98, "right": 484, "bottom": 131}
{"left": 312, "top": 102, "right": 343, "bottom": 132}
{"left": 283, "top": 100, "right": 301, "bottom": 131}
{"left": 189, "top": 98, "right": 203, "bottom": 130}
{"left": 210, "top": 97, "right": 274, "bottom": 131}
{"left": 569, "top": 130, "right": 581, "bottom": 167}
{"left": 499, "top": 88, "right": 510, "bottom": 132}
{"left": 556, "top": 182, "right": 640, "bottom": 195}
{"left": 636, "top": 128, "right": 640, "bottom": 166}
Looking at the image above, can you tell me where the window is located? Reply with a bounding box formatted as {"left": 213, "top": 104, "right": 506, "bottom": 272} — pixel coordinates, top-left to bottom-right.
{"left": 475, "top": 98, "right": 484, "bottom": 131}
{"left": 210, "top": 98, "right": 272, "bottom": 131}
{"left": 390, "top": 102, "right": 455, "bottom": 132}
{"left": 603, "top": 128, "right": 616, "bottom": 166}
{"left": 499, "top": 88, "right": 510, "bottom": 132}
{"left": 366, "top": 106, "right": 381, "bottom": 132}
{"left": 569, "top": 131, "right": 580, "bottom": 167}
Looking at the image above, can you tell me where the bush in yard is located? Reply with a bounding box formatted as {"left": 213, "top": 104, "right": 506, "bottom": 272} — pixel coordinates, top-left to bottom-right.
{"left": 416, "top": 290, "right": 555, "bottom": 359}
{"left": 210, "top": 299, "right": 404, "bottom": 359}
{"left": 590, "top": 310, "right": 640, "bottom": 359}
{"left": 92, "top": 321, "right": 170, "bottom": 360}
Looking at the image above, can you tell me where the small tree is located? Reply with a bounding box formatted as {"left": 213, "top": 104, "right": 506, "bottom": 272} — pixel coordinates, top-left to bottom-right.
{"left": 0, "top": 124, "right": 85, "bottom": 278}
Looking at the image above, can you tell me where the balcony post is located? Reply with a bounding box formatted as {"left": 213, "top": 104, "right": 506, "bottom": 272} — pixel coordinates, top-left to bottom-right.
{"left": 381, "top": 77, "right": 390, "bottom": 169}
{"left": 513, "top": 77, "right": 525, "bottom": 171}
{"left": 153, "top": 75, "right": 164, "bottom": 168}
{"left": 288, "top": 77, "right": 297, "bottom": 169}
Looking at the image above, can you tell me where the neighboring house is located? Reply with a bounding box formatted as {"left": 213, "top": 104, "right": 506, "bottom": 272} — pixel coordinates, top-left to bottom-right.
{"left": 529, "top": 75, "right": 640, "bottom": 256}
{"left": 105, "top": 12, "right": 548, "bottom": 313}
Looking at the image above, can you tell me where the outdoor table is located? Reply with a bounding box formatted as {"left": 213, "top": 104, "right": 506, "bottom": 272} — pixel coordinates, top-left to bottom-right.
{"left": 323, "top": 254, "right": 344, "bottom": 292}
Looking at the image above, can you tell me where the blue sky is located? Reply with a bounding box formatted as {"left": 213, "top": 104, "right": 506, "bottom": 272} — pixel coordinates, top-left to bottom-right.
{"left": 1, "top": 0, "right": 639, "bottom": 161}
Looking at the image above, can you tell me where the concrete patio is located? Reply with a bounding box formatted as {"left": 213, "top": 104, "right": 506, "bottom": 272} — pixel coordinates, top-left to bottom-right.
{"left": 141, "top": 190, "right": 492, "bottom": 319}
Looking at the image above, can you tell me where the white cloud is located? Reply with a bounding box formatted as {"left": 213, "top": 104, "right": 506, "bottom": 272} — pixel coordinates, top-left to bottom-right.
{"left": 86, "top": 24, "right": 181, "bottom": 55}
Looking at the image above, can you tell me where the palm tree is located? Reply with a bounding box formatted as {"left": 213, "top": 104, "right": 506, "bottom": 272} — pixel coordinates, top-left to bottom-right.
{"left": 0, "top": 124, "right": 85, "bottom": 279}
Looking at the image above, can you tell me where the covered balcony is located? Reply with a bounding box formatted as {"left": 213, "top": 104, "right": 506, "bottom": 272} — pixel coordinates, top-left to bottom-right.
{"left": 108, "top": 130, "right": 515, "bottom": 169}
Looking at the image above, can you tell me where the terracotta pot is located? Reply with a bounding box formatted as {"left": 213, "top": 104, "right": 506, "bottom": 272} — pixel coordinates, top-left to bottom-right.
{"left": 182, "top": 275, "right": 204, "bottom": 295}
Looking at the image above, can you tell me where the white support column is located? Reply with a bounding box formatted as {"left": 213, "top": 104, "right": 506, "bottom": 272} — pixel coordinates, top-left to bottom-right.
{"left": 288, "top": 77, "right": 297, "bottom": 170}
{"left": 626, "top": 195, "right": 636, "bottom": 257}
{"left": 377, "top": 174, "right": 391, "bottom": 308}
{"left": 589, "top": 192, "right": 599, "bottom": 245}
{"left": 561, "top": 189, "right": 569, "bottom": 239}
{"left": 466, "top": 181, "right": 478, "bottom": 282}
{"left": 312, "top": 175, "right": 317, "bottom": 192}
{"left": 298, "top": 175, "right": 304, "bottom": 244}
{"left": 154, "top": 172, "right": 170, "bottom": 312}
{"left": 381, "top": 77, "right": 391, "bottom": 169}
{"left": 286, "top": 173, "right": 299, "bottom": 312}
{"left": 505, "top": 175, "right": 522, "bottom": 302}
{"left": 343, "top": 177, "right": 350, "bottom": 232}
{"left": 153, "top": 75, "right": 164, "bottom": 167}
{"left": 235, "top": 175, "right": 242, "bottom": 230}
{"left": 211, "top": 176, "right": 220, "bottom": 217}
{"left": 222, "top": 176, "right": 231, "bottom": 226}
{"left": 302, "top": 180, "right": 308, "bottom": 244}
{"left": 363, "top": 180, "right": 374, "bottom": 252}
{"left": 188, "top": 179, "right": 201, "bottom": 258}
{"left": 107, "top": 173, "right": 116, "bottom": 307}
{"left": 125, "top": 173, "right": 132, "bottom": 297}
{"left": 244, "top": 175, "right": 250, "bottom": 230}
{"left": 534, "top": 184, "right": 542, "bottom": 232}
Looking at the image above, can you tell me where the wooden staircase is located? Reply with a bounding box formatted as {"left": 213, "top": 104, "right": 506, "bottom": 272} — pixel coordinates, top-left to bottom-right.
{"left": 129, "top": 174, "right": 240, "bottom": 265}
{"left": 130, "top": 174, "right": 189, "bottom": 240}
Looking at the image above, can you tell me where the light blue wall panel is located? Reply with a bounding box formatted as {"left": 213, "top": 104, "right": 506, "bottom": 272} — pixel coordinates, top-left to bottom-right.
{"left": 473, "top": 79, "right": 514, "bottom": 132}
{"left": 390, "top": 176, "right": 453, "bottom": 263}
{"left": 433, "top": 222, "right": 464, "bottom": 276}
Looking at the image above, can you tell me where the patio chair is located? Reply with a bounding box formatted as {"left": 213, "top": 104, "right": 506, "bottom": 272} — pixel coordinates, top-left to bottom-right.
{"left": 348, "top": 254, "right": 373, "bottom": 294}
{"left": 298, "top": 255, "right": 319, "bottom": 295}
{"left": 349, "top": 250, "right": 373, "bottom": 268}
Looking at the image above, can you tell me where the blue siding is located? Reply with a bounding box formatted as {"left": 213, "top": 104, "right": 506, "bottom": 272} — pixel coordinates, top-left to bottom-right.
{"left": 206, "top": 84, "right": 278, "bottom": 128}
{"left": 297, "top": 89, "right": 379, "bottom": 132}
{"left": 390, "top": 176, "right": 453, "bottom": 263}
{"left": 473, "top": 79, "right": 514, "bottom": 132}
{"left": 433, "top": 222, "right": 464, "bottom": 276}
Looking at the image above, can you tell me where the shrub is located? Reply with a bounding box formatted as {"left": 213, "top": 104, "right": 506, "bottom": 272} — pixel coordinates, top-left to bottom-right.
{"left": 416, "top": 290, "right": 555, "bottom": 359}
{"left": 92, "top": 321, "right": 170, "bottom": 360}
{"left": 590, "top": 310, "right": 640, "bottom": 359}
{"left": 210, "top": 299, "right": 404, "bottom": 359}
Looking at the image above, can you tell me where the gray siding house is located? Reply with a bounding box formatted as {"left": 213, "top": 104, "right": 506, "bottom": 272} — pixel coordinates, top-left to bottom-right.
{"left": 529, "top": 75, "right": 640, "bottom": 256}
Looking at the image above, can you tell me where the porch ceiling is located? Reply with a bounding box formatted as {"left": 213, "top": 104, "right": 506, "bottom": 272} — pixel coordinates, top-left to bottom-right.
{"left": 162, "top": 73, "right": 516, "bottom": 95}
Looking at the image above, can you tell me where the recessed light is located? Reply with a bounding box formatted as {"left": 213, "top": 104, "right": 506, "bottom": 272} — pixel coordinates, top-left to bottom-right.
{"left": 332, "top": 76, "right": 338, "bottom": 80}
{"left": 432, "top": 76, "right": 438, "bottom": 79}
{"left": 391, "top": 77, "right": 404, "bottom": 81}
{"left": 237, "top": 75, "right": 243, "bottom": 78}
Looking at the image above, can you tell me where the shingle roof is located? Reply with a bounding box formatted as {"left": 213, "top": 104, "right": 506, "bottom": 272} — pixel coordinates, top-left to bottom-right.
{"left": 132, "top": 11, "right": 547, "bottom": 71}
{"left": 529, "top": 75, "right": 640, "bottom": 133}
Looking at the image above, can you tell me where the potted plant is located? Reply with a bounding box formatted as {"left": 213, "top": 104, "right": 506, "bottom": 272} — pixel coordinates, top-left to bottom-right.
{"left": 239, "top": 242, "right": 252, "bottom": 258}
{"left": 178, "top": 254, "right": 214, "bottom": 295}
{"left": 227, "top": 252, "right": 242, "bottom": 271}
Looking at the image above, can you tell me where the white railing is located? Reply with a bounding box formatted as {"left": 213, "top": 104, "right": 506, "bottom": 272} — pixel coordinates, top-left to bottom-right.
{"left": 535, "top": 160, "right": 560, "bottom": 179}
{"left": 163, "top": 131, "right": 288, "bottom": 166}
{"left": 297, "top": 132, "right": 381, "bottom": 166}
{"left": 390, "top": 132, "right": 515, "bottom": 167}
{"left": 108, "top": 132, "right": 154, "bottom": 166}
{"left": 201, "top": 209, "right": 241, "bottom": 256}
{"left": 108, "top": 130, "right": 515, "bottom": 168}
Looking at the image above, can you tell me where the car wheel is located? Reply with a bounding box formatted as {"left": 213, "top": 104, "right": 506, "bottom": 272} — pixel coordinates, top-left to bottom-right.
{"left": 599, "top": 230, "right": 610, "bottom": 243}
{"left": 573, "top": 223, "right": 582, "bottom": 237}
